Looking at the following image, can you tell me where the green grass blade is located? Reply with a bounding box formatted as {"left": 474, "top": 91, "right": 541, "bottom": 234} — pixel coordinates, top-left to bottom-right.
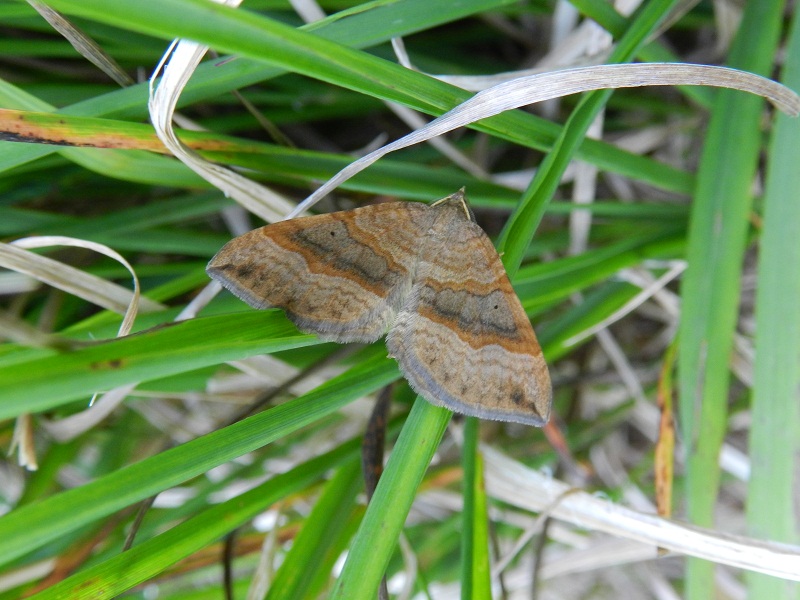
{"left": 20, "top": 0, "right": 516, "bottom": 114}
{"left": 514, "top": 227, "right": 683, "bottom": 311}
{"left": 30, "top": 439, "right": 361, "bottom": 600}
{"left": 676, "top": 1, "right": 786, "bottom": 596}
{"left": 0, "top": 355, "right": 398, "bottom": 567}
{"left": 265, "top": 459, "right": 363, "bottom": 600}
{"left": 330, "top": 398, "right": 451, "bottom": 599}
{"left": 0, "top": 106, "right": 519, "bottom": 203}
{"left": 33, "top": 0, "right": 693, "bottom": 196}
{"left": 745, "top": 8, "right": 800, "bottom": 600}
{"left": 11, "top": 0, "right": 516, "bottom": 123}
{"left": 461, "top": 417, "right": 492, "bottom": 600}
{"left": 0, "top": 82, "right": 208, "bottom": 187}
{"left": 0, "top": 312, "right": 318, "bottom": 418}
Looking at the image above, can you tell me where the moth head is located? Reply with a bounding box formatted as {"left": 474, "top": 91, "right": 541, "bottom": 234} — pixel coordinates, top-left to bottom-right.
{"left": 431, "top": 187, "right": 476, "bottom": 222}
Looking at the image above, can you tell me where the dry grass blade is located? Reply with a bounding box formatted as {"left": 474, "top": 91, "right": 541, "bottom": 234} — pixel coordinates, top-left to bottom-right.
{"left": 26, "top": 0, "right": 134, "bottom": 87}
{"left": 293, "top": 63, "right": 800, "bottom": 214}
{"left": 482, "top": 447, "right": 800, "bottom": 581}
{"left": 0, "top": 237, "right": 163, "bottom": 336}
{"left": 42, "top": 384, "right": 139, "bottom": 442}
{"left": 148, "top": 0, "right": 297, "bottom": 223}
{"left": 9, "top": 414, "right": 37, "bottom": 471}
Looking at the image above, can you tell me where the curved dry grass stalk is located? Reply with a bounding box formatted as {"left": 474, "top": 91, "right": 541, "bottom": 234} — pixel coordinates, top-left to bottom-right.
{"left": 147, "top": 0, "right": 297, "bottom": 224}
{"left": 482, "top": 446, "right": 800, "bottom": 581}
{"left": 293, "top": 62, "right": 800, "bottom": 215}
{"left": 1, "top": 236, "right": 163, "bottom": 336}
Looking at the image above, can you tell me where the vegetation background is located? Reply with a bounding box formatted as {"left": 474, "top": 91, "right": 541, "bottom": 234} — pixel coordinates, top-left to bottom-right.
{"left": 0, "top": 0, "right": 798, "bottom": 598}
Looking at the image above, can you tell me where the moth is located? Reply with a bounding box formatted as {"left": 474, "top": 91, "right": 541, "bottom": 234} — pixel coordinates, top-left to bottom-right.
{"left": 207, "top": 189, "right": 551, "bottom": 426}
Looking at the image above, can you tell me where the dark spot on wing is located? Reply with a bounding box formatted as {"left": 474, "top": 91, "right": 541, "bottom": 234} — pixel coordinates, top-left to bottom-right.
{"left": 235, "top": 263, "right": 255, "bottom": 278}
{"left": 421, "top": 287, "right": 518, "bottom": 338}
{"left": 511, "top": 388, "right": 524, "bottom": 405}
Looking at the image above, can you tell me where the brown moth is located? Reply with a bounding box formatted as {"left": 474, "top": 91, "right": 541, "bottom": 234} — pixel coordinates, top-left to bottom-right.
{"left": 207, "top": 189, "right": 551, "bottom": 426}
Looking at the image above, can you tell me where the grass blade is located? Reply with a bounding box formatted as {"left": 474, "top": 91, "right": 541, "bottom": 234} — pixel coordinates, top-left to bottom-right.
{"left": 676, "top": 1, "right": 786, "bottom": 596}
{"left": 0, "top": 355, "right": 398, "bottom": 567}
{"left": 265, "top": 459, "right": 363, "bottom": 600}
{"left": 745, "top": 8, "right": 800, "bottom": 599}
{"left": 31, "top": 439, "right": 361, "bottom": 600}
{"left": 497, "top": 0, "right": 680, "bottom": 273}
{"left": 330, "top": 399, "right": 451, "bottom": 599}
{"left": 461, "top": 417, "right": 492, "bottom": 600}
